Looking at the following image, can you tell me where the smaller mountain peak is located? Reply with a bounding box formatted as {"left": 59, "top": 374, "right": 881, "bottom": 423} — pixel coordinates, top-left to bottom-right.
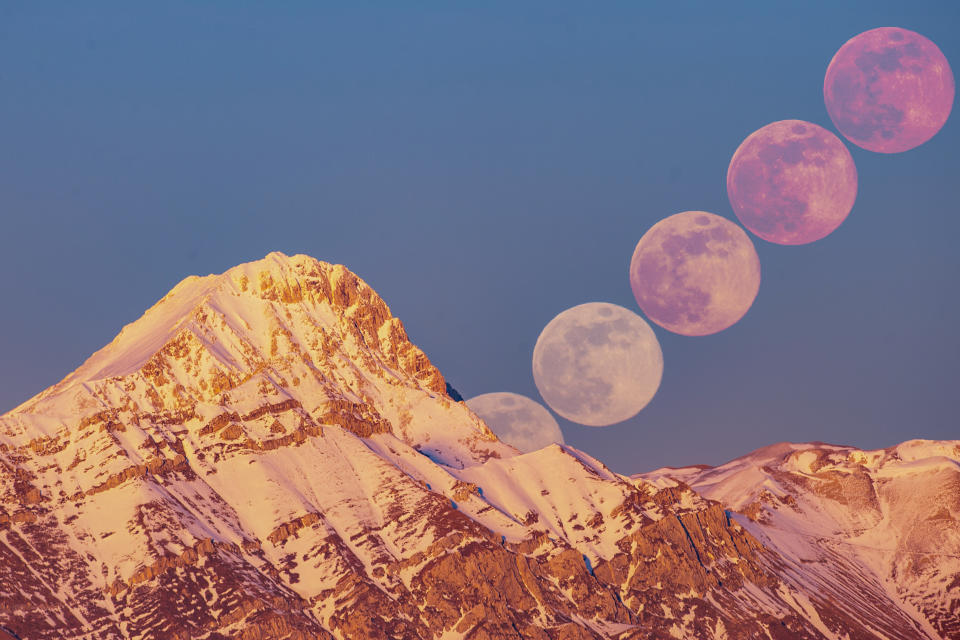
{"left": 730, "top": 440, "right": 849, "bottom": 466}
{"left": 220, "top": 251, "right": 324, "bottom": 283}
{"left": 254, "top": 251, "right": 327, "bottom": 272}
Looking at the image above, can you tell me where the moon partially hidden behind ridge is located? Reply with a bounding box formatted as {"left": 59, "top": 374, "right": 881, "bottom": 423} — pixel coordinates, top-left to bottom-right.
{"left": 727, "top": 120, "right": 857, "bottom": 245}
{"left": 824, "top": 27, "right": 954, "bottom": 153}
{"left": 630, "top": 211, "right": 761, "bottom": 336}
{"left": 532, "top": 303, "right": 663, "bottom": 427}
{"left": 465, "top": 392, "right": 564, "bottom": 453}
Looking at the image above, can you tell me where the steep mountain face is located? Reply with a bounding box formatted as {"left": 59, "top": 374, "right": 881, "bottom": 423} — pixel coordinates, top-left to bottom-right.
{"left": 640, "top": 440, "right": 960, "bottom": 640}
{"left": 0, "top": 252, "right": 956, "bottom": 640}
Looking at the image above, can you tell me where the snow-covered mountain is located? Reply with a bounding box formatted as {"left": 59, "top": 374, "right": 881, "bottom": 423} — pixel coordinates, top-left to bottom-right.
{"left": 0, "top": 253, "right": 956, "bottom": 639}
{"left": 640, "top": 440, "right": 960, "bottom": 639}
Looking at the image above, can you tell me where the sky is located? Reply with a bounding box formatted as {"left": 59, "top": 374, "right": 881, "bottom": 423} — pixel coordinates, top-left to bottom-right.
{"left": 0, "top": 1, "right": 957, "bottom": 474}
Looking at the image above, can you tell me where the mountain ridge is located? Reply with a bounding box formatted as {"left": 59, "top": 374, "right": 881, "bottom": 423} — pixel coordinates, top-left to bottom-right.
{"left": 1, "top": 253, "right": 956, "bottom": 639}
{"left": 638, "top": 438, "right": 960, "bottom": 638}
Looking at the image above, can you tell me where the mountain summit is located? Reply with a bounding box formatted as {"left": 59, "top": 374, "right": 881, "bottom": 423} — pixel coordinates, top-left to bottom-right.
{"left": 1, "top": 254, "right": 957, "bottom": 639}
{"left": 12, "top": 252, "right": 506, "bottom": 468}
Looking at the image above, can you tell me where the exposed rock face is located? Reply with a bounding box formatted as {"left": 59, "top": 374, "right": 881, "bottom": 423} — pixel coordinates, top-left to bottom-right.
{"left": 0, "top": 253, "right": 956, "bottom": 639}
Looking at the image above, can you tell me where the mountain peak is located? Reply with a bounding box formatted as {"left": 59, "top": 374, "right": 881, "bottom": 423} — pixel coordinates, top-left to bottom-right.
{"left": 21, "top": 253, "right": 416, "bottom": 391}
{"left": 6, "top": 252, "right": 510, "bottom": 467}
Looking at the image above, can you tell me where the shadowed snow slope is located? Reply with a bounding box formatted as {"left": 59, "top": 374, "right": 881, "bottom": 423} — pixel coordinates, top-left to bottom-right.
{"left": 0, "top": 253, "right": 956, "bottom": 639}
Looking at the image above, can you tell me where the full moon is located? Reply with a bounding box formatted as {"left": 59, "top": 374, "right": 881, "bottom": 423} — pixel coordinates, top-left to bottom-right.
{"left": 824, "top": 27, "right": 955, "bottom": 153}
{"left": 630, "top": 211, "right": 761, "bottom": 336}
{"left": 531, "top": 303, "right": 663, "bottom": 427}
{"left": 727, "top": 120, "right": 858, "bottom": 245}
{"left": 465, "top": 392, "right": 564, "bottom": 453}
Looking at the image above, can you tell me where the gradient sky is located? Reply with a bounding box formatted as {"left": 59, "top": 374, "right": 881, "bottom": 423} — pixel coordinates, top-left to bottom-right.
{"left": 1, "top": 2, "right": 957, "bottom": 474}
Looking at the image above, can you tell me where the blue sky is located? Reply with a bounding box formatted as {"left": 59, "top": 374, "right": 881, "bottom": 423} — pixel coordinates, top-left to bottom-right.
{"left": 1, "top": 2, "right": 957, "bottom": 472}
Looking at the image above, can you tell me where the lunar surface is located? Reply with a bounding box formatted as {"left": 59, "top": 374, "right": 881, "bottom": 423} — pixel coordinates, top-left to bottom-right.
{"left": 465, "top": 392, "right": 564, "bottom": 453}
{"left": 531, "top": 302, "right": 663, "bottom": 427}
{"left": 824, "top": 27, "right": 954, "bottom": 153}
{"left": 630, "top": 211, "right": 761, "bottom": 336}
{"left": 727, "top": 120, "right": 858, "bottom": 245}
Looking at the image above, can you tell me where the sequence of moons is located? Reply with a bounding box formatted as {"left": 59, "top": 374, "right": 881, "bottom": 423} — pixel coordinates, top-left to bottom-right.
{"left": 824, "top": 27, "right": 955, "bottom": 153}
{"left": 531, "top": 302, "right": 663, "bottom": 427}
{"left": 630, "top": 211, "right": 761, "bottom": 336}
{"left": 727, "top": 120, "right": 858, "bottom": 245}
{"left": 465, "top": 392, "right": 564, "bottom": 453}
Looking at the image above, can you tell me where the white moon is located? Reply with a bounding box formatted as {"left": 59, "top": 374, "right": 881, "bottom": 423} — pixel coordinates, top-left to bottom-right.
{"left": 465, "top": 392, "right": 564, "bottom": 453}
{"left": 532, "top": 302, "right": 663, "bottom": 427}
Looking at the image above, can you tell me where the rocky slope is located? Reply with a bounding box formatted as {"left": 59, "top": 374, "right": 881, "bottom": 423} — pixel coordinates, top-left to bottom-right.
{"left": 0, "top": 252, "right": 956, "bottom": 639}
{"left": 640, "top": 440, "right": 960, "bottom": 639}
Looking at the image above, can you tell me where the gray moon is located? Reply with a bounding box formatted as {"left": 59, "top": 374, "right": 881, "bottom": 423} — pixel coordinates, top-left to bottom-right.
{"left": 531, "top": 302, "right": 663, "bottom": 427}
{"left": 465, "top": 392, "right": 564, "bottom": 453}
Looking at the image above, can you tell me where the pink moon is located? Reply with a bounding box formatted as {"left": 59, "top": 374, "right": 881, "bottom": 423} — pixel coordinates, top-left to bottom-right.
{"left": 629, "top": 212, "right": 761, "bottom": 336}
{"left": 824, "top": 27, "right": 955, "bottom": 153}
{"left": 727, "top": 120, "right": 858, "bottom": 245}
